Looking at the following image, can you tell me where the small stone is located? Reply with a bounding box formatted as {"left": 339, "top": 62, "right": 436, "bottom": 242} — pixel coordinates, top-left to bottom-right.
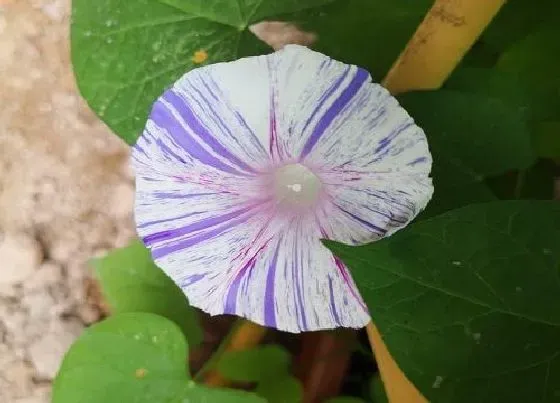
{"left": 14, "top": 396, "right": 48, "bottom": 403}
{"left": 0, "top": 232, "right": 43, "bottom": 285}
{"left": 28, "top": 321, "right": 81, "bottom": 380}
{"left": 3, "top": 360, "right": 34, "bottom": 397}
{"left": 23, "top": 261, "right": 63, "bottom": 291}
{"left": 77, "top": 304, "right": 101, "bottom": 325}
{"left": 108, "top": 182, "right": 135, "bottom": 219}
{"left": 0, "top": 283, "right": 19, "bottom": 298}
{"left": 22, "top": 290, "right": 55, "bottom": 319}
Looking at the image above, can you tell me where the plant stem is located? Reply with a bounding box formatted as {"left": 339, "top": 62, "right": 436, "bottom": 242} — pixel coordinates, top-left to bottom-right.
{"left": 197, "top": 319, "right": 267, "bottom": 387}
{"left": 382, "top": 0, "right": 506, "bottom": 94}
{"left": 365, "top": 322, "right": 428, "bottom": 403}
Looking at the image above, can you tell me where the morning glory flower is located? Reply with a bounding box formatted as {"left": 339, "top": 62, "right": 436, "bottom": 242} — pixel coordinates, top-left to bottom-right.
{"left": 133, "top": 45, "right": 433, "bottom": 333}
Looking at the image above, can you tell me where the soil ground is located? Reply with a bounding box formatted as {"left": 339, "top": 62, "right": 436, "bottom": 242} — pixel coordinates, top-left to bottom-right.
{"left": 0, "top": 1, "right": 135, "bottom": 401}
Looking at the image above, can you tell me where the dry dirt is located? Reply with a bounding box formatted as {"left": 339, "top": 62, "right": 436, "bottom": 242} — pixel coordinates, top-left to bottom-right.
{"left": 0, "top": 2, "right": 318, "bottom": 399}
{"left": 0, "top": 1, "right": 135, "bottom": 402}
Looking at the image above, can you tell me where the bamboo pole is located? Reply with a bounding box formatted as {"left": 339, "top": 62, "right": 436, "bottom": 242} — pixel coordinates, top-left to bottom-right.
{"left": 382, "top": 0, "right": 506, "bottom": 95}
{"left": 366, "top": 322, "right": 428, "bottom": 402}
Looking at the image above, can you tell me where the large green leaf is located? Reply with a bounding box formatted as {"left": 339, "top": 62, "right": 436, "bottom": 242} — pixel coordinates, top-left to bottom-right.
{"left": 256, "top": 375, "right": 304, "bottom": 403}
{"left": 400, "top": 90, "right": 534, "bottom": 178}
{"left": 534, "top": 122, "right": 560, "bottom": 159}
{"left": 496, "top": 27, "right": 560, "bottom": 123}
{"left": 71, "top": 0, "right": 431, "bottom": 144}
{"left": 369, "top": 375, "right": 388, "bottom": 403}
{"left": 326, "top": 201, "right": 560, "bottom": 403}
{"left": 217, "top": 345, "right": 291, "bottom": 382}
{"left": 486, "top": 160, "right": 556, "bottom": 201}
{"left": 482, "top": 0, "right": 559, "bottom": 53}
{"left": 53, "top": 313, "right": 264, "bottom": 403}
{"left": 92, "top": 240, "right": 203, "bottom": 346}
{"left": 400, "top": 89, "right": 536, "bottom": 217}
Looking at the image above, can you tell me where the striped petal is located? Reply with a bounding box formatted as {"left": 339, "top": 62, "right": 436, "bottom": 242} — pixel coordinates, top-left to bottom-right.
{"left": 133, "top": 45, "right": 433, "bottom": 333}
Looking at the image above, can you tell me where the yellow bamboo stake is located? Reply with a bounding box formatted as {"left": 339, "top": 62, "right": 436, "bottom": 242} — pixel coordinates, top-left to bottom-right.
{"left": 366, "top": 322, "right": 428, "bottom": 402}
{"left": 382, "top": 0, "right": 506, "bottom": 95}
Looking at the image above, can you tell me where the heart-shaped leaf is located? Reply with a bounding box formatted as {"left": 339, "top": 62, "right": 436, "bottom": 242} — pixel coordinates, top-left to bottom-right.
{"left": 400, "top": 89, "right": 535, "bottom": 217}
{"left": 53, "top": 313, "right": 264, "bottom": 403}
{"left": 71, "top": 0, "right": 431, "bottom": 143}
{"left": 93, "top": 240, "right": 203, "bottom": 346}
{"left": 256, "top": 374, "right": 304, "bottom": 403}
{"left": 326, "top": 201, "right": 560, "bottom": 403}
{"left": 218, "top": 345, "right": 291, "bottom": 382}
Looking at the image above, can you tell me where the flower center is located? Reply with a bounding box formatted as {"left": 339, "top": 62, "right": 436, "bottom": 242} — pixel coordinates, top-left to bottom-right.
{"left": 274, "top": 163, "right": 322, "bottom": 208}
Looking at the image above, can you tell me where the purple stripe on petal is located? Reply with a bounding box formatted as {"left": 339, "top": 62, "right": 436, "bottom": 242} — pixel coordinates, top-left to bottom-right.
{"left": 163, "top": 91, "right": 257, "bottom": 174}
{"left": 155, "top": 138, "right": 186, "bottom": 164}
{"left": 150, "top": 101, "right": 242, "bottom": 175}
{"left": 133, "top": 144, "right": 148, "bottom": 156}
{"left": 374, "top": 122, "right": 414, "bottom": 154}
{"left": 151, "top": 191, "right": 229, "bottom": 200}
{"left": 224, "top": 257, "right": 257, "bottom": 315}
{"left": 151, "top": 211, "right": 254, "bottom": 259}
{"left": 264, "top": 241, "right": 281, "bottom": 328}
{"left": 335, "top": 204, "right": 387, "bottom": 235}
{"left": 299, "top": 65, "right": 351, "bottom": 140}
{"left": 137, "top": 210, "right": 204, "bottom": 229}
{"left": 328, "top": 276, "right": 341, "bottom": 326}
{"left": 181, "top": 273, "right": 208, "bottom": 287}
{"left": 144, "top": 204, "right": 255, "bottom": 246}
{"left": 300, "top": 67, "right": 369, "bottom": 158}
{"left": 294, "top": 238, "right": 308, "bottom": 331}
{"left": 407, "top": 156, "right": 428, "bottom": 166}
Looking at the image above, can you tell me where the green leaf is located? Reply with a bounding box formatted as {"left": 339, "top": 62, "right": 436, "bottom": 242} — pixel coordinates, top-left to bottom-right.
{"left": 399, "top": 88, "right": 537, "bottom": 217}
{"left": 482, "top": 0, "right": 559, "bottom": 53}
{"left": 369, "top": 375, "right": 388, "bottom": 403}
{"left": 256, "top": 375, "right": 304, "bottom": 403}
{"left": 276, "top": 0, "right": 431, "bottom": 80}
{"left": 325, "top": 201, "right": 560, "bottom": 403}
{"left": 534, "top": 122, "right": 560, "bottom": 159}
{"left": 400, "top": 90, "right": 534, "bottom": 178}
{"left": 92, "top": 240, "right": 203, "bottom": 346}
{"left": 72, "top": 0, "right": 431, "bottom": 144}
{"left": 445, "top": 67, "right": 529, "bottom": 112}
{"left": 496, "top": 27, "right": 560, "bottom": 123}
{"left": 325, "top": 397, "right": 368, "bottom": 403}
{"left": 53, "top": 313, "right": 265, "bottom": 403}
{"left": 218, "top": 345, "right": 291, "bottom": 382}
{"left": 486, "top": 160, "right": 555, "bottom": 201}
